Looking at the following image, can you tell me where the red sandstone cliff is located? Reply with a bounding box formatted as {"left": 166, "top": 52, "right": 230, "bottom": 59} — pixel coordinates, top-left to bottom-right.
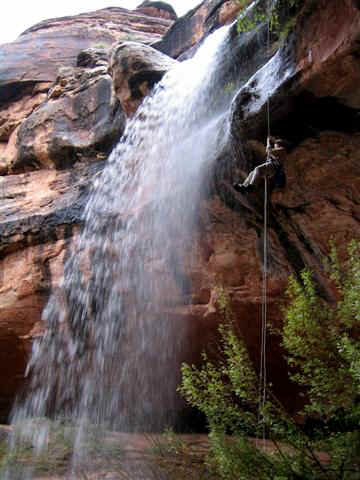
{"left": 0, "top": 0, "right": 359, "bottom": 422}
{"left": 0, "top": 1, "right": 176, "bottom": 421}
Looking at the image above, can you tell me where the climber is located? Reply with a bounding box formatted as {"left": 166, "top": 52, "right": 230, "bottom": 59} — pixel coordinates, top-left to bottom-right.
{"left": 233, "top": 136, "right": 287, "bottom": 193}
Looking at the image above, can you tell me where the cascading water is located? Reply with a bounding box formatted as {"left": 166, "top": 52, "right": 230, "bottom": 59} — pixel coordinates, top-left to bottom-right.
{"left": 6, "top": 23, "right": 243, "bottom": 477}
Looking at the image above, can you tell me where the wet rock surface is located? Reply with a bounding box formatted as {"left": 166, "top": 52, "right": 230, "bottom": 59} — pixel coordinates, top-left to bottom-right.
{"left": 0, "top": 162, "right": 102, "bottom": 421}
{"left": 154, "top": 0, "right": 243, "bottom": 58}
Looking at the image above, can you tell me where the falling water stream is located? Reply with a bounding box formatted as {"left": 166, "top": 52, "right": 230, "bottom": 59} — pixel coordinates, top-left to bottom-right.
{"left": 6, "top": 23, "right": 244, "bottom": 478}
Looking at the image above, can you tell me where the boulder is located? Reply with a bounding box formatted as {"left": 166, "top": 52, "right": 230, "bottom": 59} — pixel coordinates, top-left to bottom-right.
{"left": 109, "top": 42, "right": 178, "bottom": 116}
{"left": 14, "top": 66, "right": 125, "bottom": 171}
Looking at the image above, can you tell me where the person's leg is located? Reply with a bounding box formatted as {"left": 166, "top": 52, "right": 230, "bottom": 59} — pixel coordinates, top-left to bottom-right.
{"left": 233, "top": 162, "right": 273, "bottom": 192}
{"left": 233, "top": 167, "right": 259, "bottom": 192}
{"left": 244, "top": 167, "right": 259, "bottom": 187}
{"left": 249, "top": 162, "right": 276, "bottom": 187}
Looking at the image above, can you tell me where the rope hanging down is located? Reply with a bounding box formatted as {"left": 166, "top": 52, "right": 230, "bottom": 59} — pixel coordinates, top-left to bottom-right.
{"left": 258, "top": 0, "right": 272, "bottom": 447}
{"left": 259, "top": 175, "right": 268, "bottom": 445}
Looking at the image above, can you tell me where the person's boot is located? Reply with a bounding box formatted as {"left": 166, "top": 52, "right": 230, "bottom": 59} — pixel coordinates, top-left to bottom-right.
{"left": 233, "top": 182, "right": 246, "bottom": 193}
{"left": 233, "top": 183, "right": 254, "bottom": 193}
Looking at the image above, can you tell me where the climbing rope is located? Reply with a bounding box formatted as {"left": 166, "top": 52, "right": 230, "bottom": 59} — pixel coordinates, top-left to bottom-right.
{"left": 258, "top": 0, "right": 272, "bottom": 449}
{"left": 259, "top": 176, "right": 268, "bottom": 447}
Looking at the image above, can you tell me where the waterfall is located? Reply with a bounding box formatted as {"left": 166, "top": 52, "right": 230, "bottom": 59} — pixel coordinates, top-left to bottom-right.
{"left": 6, "top": 23, "right": 241, "bottom": 477}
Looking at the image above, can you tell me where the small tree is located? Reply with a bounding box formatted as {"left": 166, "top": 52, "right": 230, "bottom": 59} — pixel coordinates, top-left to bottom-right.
{"left": 179, "top": 241, "right": 360, "bottom": 479}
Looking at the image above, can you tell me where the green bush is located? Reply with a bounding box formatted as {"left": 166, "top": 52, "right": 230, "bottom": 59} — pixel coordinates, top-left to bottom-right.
{"left": 179, "top": 241, "right": 360, "bottom": 479}
{"left": 236, "top": 0, "right": 305, "bottom": 38}
{"left": 282, "top": 240, "right": 360, "bottom": 420}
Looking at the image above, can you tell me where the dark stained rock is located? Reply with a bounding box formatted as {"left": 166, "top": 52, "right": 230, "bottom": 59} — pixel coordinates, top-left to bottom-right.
{"left": 14, "top": 66, "right": 125, "bottom": 171}
{"left": 154, "top": 0, "right": 243, "bottom": 58}
{"left": 230, "top": 45, "right": 297, "bottom": 148}
{"left": 230, "top": 0, "right": 360, "bottom": 153}
{"left": 77, "top": 47, "right": 109, "bottom": 69}
{"left": 109, "top": 41, "right": 178, "bottom": 116}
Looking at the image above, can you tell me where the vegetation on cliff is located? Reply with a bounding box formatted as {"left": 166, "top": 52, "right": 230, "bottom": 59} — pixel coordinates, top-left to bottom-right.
{"left": 180, "top": 241, "right": 360, "bottom": 479}
{"left": 236, "top": 0, "right": 302, "bottom": 33}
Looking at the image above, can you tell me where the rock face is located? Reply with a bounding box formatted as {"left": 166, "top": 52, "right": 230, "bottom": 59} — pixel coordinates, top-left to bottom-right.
{"left": 109, "top": 42, "right": 178, "bottom": 116}
{"left": 154, "top": 0, "right": 243, "bottom": 58}
{"left": 0, "top": 2, "right": 175, "bottom": 421}
{"left": 136, "top": 1, "right": 178, "bottom": 21}
{"left": 0, "top": 4, "right": 175, "bottom": 174}
{"left": 14, "top": 66, "right": 124, "bottom": 171}
{"left": 0, "top": 162, "right": 102, "bottom": 420}
{"left": 0, "top": 0, "right": 360, "bottom": 423}
{"left": 0, "top": 6, "right": 173, "bottom": 94}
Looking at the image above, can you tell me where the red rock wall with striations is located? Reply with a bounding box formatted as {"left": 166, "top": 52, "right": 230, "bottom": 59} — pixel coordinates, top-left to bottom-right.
{"left": 0, "top": 0, "right": 359, "bottom": 421}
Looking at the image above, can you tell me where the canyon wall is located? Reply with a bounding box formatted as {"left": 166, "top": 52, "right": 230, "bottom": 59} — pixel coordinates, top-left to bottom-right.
{"left": 0, "top": 0, "right": 359, "bottom": 421}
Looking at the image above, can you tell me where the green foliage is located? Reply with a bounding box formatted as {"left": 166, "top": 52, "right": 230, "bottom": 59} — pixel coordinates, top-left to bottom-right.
{"left": 283, "top": 240, "right": 360, "bottom": 419}
{"left": 179, "top": 288, "right": 258, "bottom": 436}
{"left": 236, "top": 0, "right": 302, "bottom": 36}
{"left": 236, "top": 0, "right": 268, "bottom": 34}
{"left": 179, "top": 241, "right": 360, "bottom": 479}
{"left": 341, "top": 336, "right": 360, "bottom": 390}
{"left": 179, "top": 330, "right": 258, "bottom": 435}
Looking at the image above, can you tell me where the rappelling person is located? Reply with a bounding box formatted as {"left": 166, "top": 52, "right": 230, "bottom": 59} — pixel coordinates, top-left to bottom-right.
{"left": 233, "top": 136, "right": 287, "bottom": 193}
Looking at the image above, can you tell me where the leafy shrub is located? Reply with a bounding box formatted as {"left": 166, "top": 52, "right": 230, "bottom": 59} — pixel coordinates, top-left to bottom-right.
{"left": 236, "top": 0, "right": 303, "bottom": 36}
{"left": 179, "top": 241, "right": 360, "bottom": 479}
{"left": 282, "top": 241, "right": 360, "bottom": 420}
